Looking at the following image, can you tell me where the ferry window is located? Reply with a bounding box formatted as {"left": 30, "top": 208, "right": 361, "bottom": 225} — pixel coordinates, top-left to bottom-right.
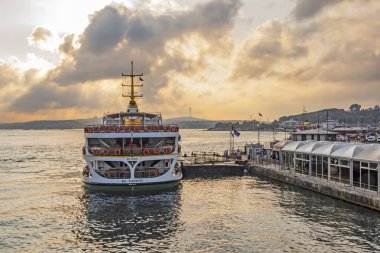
{"left": 165, "top": 138, "right": 175, "bottom": 144}
{"left": 361, "top": 162, "right": 369, "bottom": 168}
{"left": 370, "top": 163, "right": 378, "bottom": 169}
{"left": 340, "top": 159, "right": 349, "bottom": 166}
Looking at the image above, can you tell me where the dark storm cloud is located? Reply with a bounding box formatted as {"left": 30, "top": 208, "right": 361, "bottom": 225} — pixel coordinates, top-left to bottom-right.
{"left": 10, "top": 0, "right": 242, "bottom": 113}
{"left": 50, "top": 0, "right": 241, "bottom": 85}
{"left": 81, "top": 5, "right": 128, "bottom": 53}
{"left": 292, "top": 0, "right": 339, "bottom": 20}
{"left": 10, "top": 82, "right": 107, "bottom": 113}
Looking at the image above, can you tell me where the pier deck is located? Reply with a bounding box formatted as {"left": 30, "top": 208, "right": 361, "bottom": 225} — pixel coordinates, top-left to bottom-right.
{"left": 182, "top": 162, "right": 247, "bottom": 178}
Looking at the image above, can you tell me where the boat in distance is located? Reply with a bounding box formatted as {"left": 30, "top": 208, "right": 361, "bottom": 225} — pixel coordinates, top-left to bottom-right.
{"left": 81, "top": 61, "right": 182, "bottom": 192}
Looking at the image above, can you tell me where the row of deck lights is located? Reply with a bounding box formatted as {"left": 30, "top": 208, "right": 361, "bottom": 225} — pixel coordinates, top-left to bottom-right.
{"left": 84, "top": 125, "right": 180, "bottom": 133}
{"left": 84, "top": 146, "right": 181, "bottom": 156}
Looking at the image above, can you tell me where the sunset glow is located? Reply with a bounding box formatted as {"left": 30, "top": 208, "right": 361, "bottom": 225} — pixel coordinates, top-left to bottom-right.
{"left": 1, "top": 0, "right": 380, "bottom": 123}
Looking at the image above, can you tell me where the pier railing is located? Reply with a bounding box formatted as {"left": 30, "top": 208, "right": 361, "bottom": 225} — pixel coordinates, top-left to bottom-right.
{"left": 183, "top": 151, "right": 227, "bottom": 164}
{"left": 84, "top": 145, "right": 178, "bottom": 156}
{"left": 250, "top": 156, "right": 380, "bottom": 195}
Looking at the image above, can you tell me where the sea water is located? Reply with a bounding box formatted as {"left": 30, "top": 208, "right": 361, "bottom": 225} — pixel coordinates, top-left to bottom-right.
{"left": 1, "top": 129, "right": 380, "bottom": 252}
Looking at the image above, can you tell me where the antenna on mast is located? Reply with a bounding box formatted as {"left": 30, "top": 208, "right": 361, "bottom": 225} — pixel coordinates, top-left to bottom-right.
{"left": 121, "top": 61, "right": 143, "bottom": 112}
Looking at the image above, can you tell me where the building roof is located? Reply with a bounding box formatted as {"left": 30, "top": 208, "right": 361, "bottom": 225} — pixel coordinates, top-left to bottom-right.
{"left": 282, "top": 141, "right": 380, "bottom": 162}
{"left": 294, "top": 141, "right": 330, "bottom": 153}
{"left": 312, "top": 143, "right": 346, "bottom": 156}
{"left": 292, "top": 129, "right": 338, "bottom": 135}
{"left": 281, "top": 141, "right": 308, "bottom": 152}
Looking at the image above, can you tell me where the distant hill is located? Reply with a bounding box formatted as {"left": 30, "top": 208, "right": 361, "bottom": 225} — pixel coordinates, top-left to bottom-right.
{"left": 0, "top": 118, "right": 101, "bottom": 130}
{"left": 164, "top": 117, "right": 217, "bottom": 129}
{"left": 0, "top": 116, "right": 215, "bottom": 130}
{"left": 3, "top": 106, "right": 376, "bottom": 130}
{"left": 278, "top": 107, "right": 380, "bottom": 125}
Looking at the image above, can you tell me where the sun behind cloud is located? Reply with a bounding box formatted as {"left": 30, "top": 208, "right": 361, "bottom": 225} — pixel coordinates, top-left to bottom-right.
{"left": 0, "top": 0, "right": 380, "bottom": 123}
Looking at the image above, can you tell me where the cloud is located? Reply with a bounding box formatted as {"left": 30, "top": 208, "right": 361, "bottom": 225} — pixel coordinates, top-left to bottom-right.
{"left": 0, "top": 62, "right": 19, "bottom": 88}
{"left": 28, "top": 27, "right": 52, "bottom": 44}
{"left": 7, "top": 0, "right": 242, "bottom": 115}
{"left": 231, "top": 20, "right": 308, "bottom": 80}
{"left": 81, "top": 5, "right": 128, "bottom": 53}
{"left": 10, "top": 81, "right": 119, "bottom": 113}
{"left": 292, "top": 0, "right": 339, "bottom": 20}
{"left": 27, "top": 26, "right": 63, "bottom": 53}
{"left": 59, "top": 34, "right": 75, "bottom": 55}
{"left": 48, "top": 0, "right": 241, "bottom": 95}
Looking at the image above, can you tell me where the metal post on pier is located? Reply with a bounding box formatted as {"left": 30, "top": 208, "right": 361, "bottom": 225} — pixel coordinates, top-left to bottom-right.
{"left": 257, "top": 122, "right": 260, "bottom": 144}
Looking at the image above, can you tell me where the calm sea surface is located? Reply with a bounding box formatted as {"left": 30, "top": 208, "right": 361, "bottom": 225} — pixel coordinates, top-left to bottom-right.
{"left": 1, "top": 129, "right": 380, "bottom": 252}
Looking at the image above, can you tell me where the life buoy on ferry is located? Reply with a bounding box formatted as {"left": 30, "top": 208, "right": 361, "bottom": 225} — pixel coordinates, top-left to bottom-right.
{"left": 175, "top": 126, "right": 179, "bottom": 132}
{"left": 164, "top": 126, "right": 169, "bottom": 132}
{"left": 114, "top": 149, "right": 121, "bottom": 155}
{"left": 154, "top": 148, "right": 160, "bottom": 155}
{"left": 154, "top": 170, "right": 159, "bottom": 177}
{"left": 154, "top": 126, "right": 159, "bottom": 132}
{"left": 103, "top": 149, "right": 110, "bottom": 156}
{"left": 124, "top": 126, "right": 130, "bottom": 132}
{"left": 104, "top": 126, "right": 111, "bottom": 133}
{"left": 144, "top": 126, "right": 150, "bottom": 132}
{"left": 134, "top": 126, "right": 140, "bottom": 132}
{"left": 115, "top": 126, "right": 121, "bottom": 133}
{"left": 93, "top": 149, "right": 99, "bottom": 156}
{"left": 94, "top": 126, "right": 100, "bottom": 133}
{"left": 171, "top": 126, "right": 176, "bottom": 132}
{"left": 143, "top": 149, "right": 149, "bottom": 156}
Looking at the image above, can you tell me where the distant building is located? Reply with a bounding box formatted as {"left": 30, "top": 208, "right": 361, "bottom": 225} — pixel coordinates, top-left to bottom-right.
{"left": 291, "top": 129, "right": 338, "bottom": 141}
{"left": 280, "top": 119, "right": 299, "bottom": 129}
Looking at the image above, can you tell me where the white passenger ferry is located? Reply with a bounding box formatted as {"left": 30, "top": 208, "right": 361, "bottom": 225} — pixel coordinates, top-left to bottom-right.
{"left": 81, "top": 62, "right": 182, "bottom": 191}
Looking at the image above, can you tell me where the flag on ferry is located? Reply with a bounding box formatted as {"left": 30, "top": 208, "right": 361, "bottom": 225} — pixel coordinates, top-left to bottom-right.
{"left": 258, "top": 112, "right": 263, "bottom": 117}
{"left": 139, "top": 77, "right": 144, "bottom": 81}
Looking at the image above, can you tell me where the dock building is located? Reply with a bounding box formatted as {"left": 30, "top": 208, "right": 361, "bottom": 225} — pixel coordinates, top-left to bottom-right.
{"left": 250, "top": 141, "right": 380, "bottom": 210}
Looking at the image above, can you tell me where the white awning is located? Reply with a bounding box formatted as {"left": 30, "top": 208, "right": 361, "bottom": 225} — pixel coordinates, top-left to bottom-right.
{"left": 281, "top": 141, "right": 380, "bottom": 162}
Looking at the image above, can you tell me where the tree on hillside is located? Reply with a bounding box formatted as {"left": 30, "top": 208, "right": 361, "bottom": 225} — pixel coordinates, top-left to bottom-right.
{"left": 349, "top": 104, "right": 361, "bottom": 112}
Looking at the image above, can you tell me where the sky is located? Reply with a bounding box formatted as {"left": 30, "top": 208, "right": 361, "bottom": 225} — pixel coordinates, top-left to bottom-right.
{"left": 0, "top": 0, "right": 380, "bottom": 123}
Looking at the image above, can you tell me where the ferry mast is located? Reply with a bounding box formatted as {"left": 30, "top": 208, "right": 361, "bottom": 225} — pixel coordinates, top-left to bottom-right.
{"left": 122, "top": 61, "right": 143, "bottom": 113}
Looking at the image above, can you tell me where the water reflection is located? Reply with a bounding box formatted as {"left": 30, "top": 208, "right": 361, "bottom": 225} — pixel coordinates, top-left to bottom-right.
{"left": 74, "top": 187, "right": 183, "bottom": 251}
{"left": 268, "top": 179, "right": 380, "bottom": 252}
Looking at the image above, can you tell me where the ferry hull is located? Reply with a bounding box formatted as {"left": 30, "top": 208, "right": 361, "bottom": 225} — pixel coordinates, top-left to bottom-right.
{"left": 82, "top": 179, "right": 180, "bottom": 193}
